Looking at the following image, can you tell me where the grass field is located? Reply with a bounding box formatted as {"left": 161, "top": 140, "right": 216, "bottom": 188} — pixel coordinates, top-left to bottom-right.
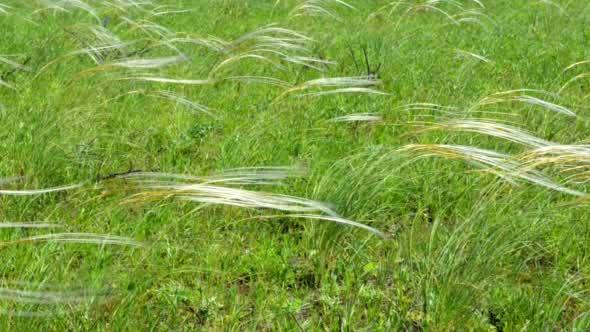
{"left": 2, "top": 0, "right": 590, "bottom": 330}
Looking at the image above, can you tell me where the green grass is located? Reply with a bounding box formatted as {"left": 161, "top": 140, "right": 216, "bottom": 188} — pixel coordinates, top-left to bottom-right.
{"left": 2, "top": 0, "right": 590, "bottom": 329}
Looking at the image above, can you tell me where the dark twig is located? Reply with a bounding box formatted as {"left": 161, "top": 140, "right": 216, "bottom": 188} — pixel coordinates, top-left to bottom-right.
{"left": 0, "top": 56, "right": 31, "bottom": 81}
{"left": 96, "top": 169, "right": 156, "bottom": 182}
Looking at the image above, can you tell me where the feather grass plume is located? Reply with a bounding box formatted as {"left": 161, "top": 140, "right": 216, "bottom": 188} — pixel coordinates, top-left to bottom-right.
{"left": 415, "top": 119, "right": 553, "bottom": 148}
{"left": 399, "top": 144, "right": 584, "bottom": 196}
{"left": 0, "top": 183, "right": 83, "bottom": 196}
{"left": 330, "top": 113, "right": 383, "bottom": 123}
{"left": 119, "top": 168, "right": 385, "bottom": 237}
{"left": 278, "top": 76, "right": 387, "bottom": 99}
{"left": 469, "top": 89, "right": 576, "bottom": 117}
{"left": 290, "top": 0, "right": 356, "bottom": 21}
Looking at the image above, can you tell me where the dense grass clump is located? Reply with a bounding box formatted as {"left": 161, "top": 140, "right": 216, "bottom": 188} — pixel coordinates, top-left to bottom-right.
{"left": 2, "top": 0, "right": 590, "bottom": 329}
